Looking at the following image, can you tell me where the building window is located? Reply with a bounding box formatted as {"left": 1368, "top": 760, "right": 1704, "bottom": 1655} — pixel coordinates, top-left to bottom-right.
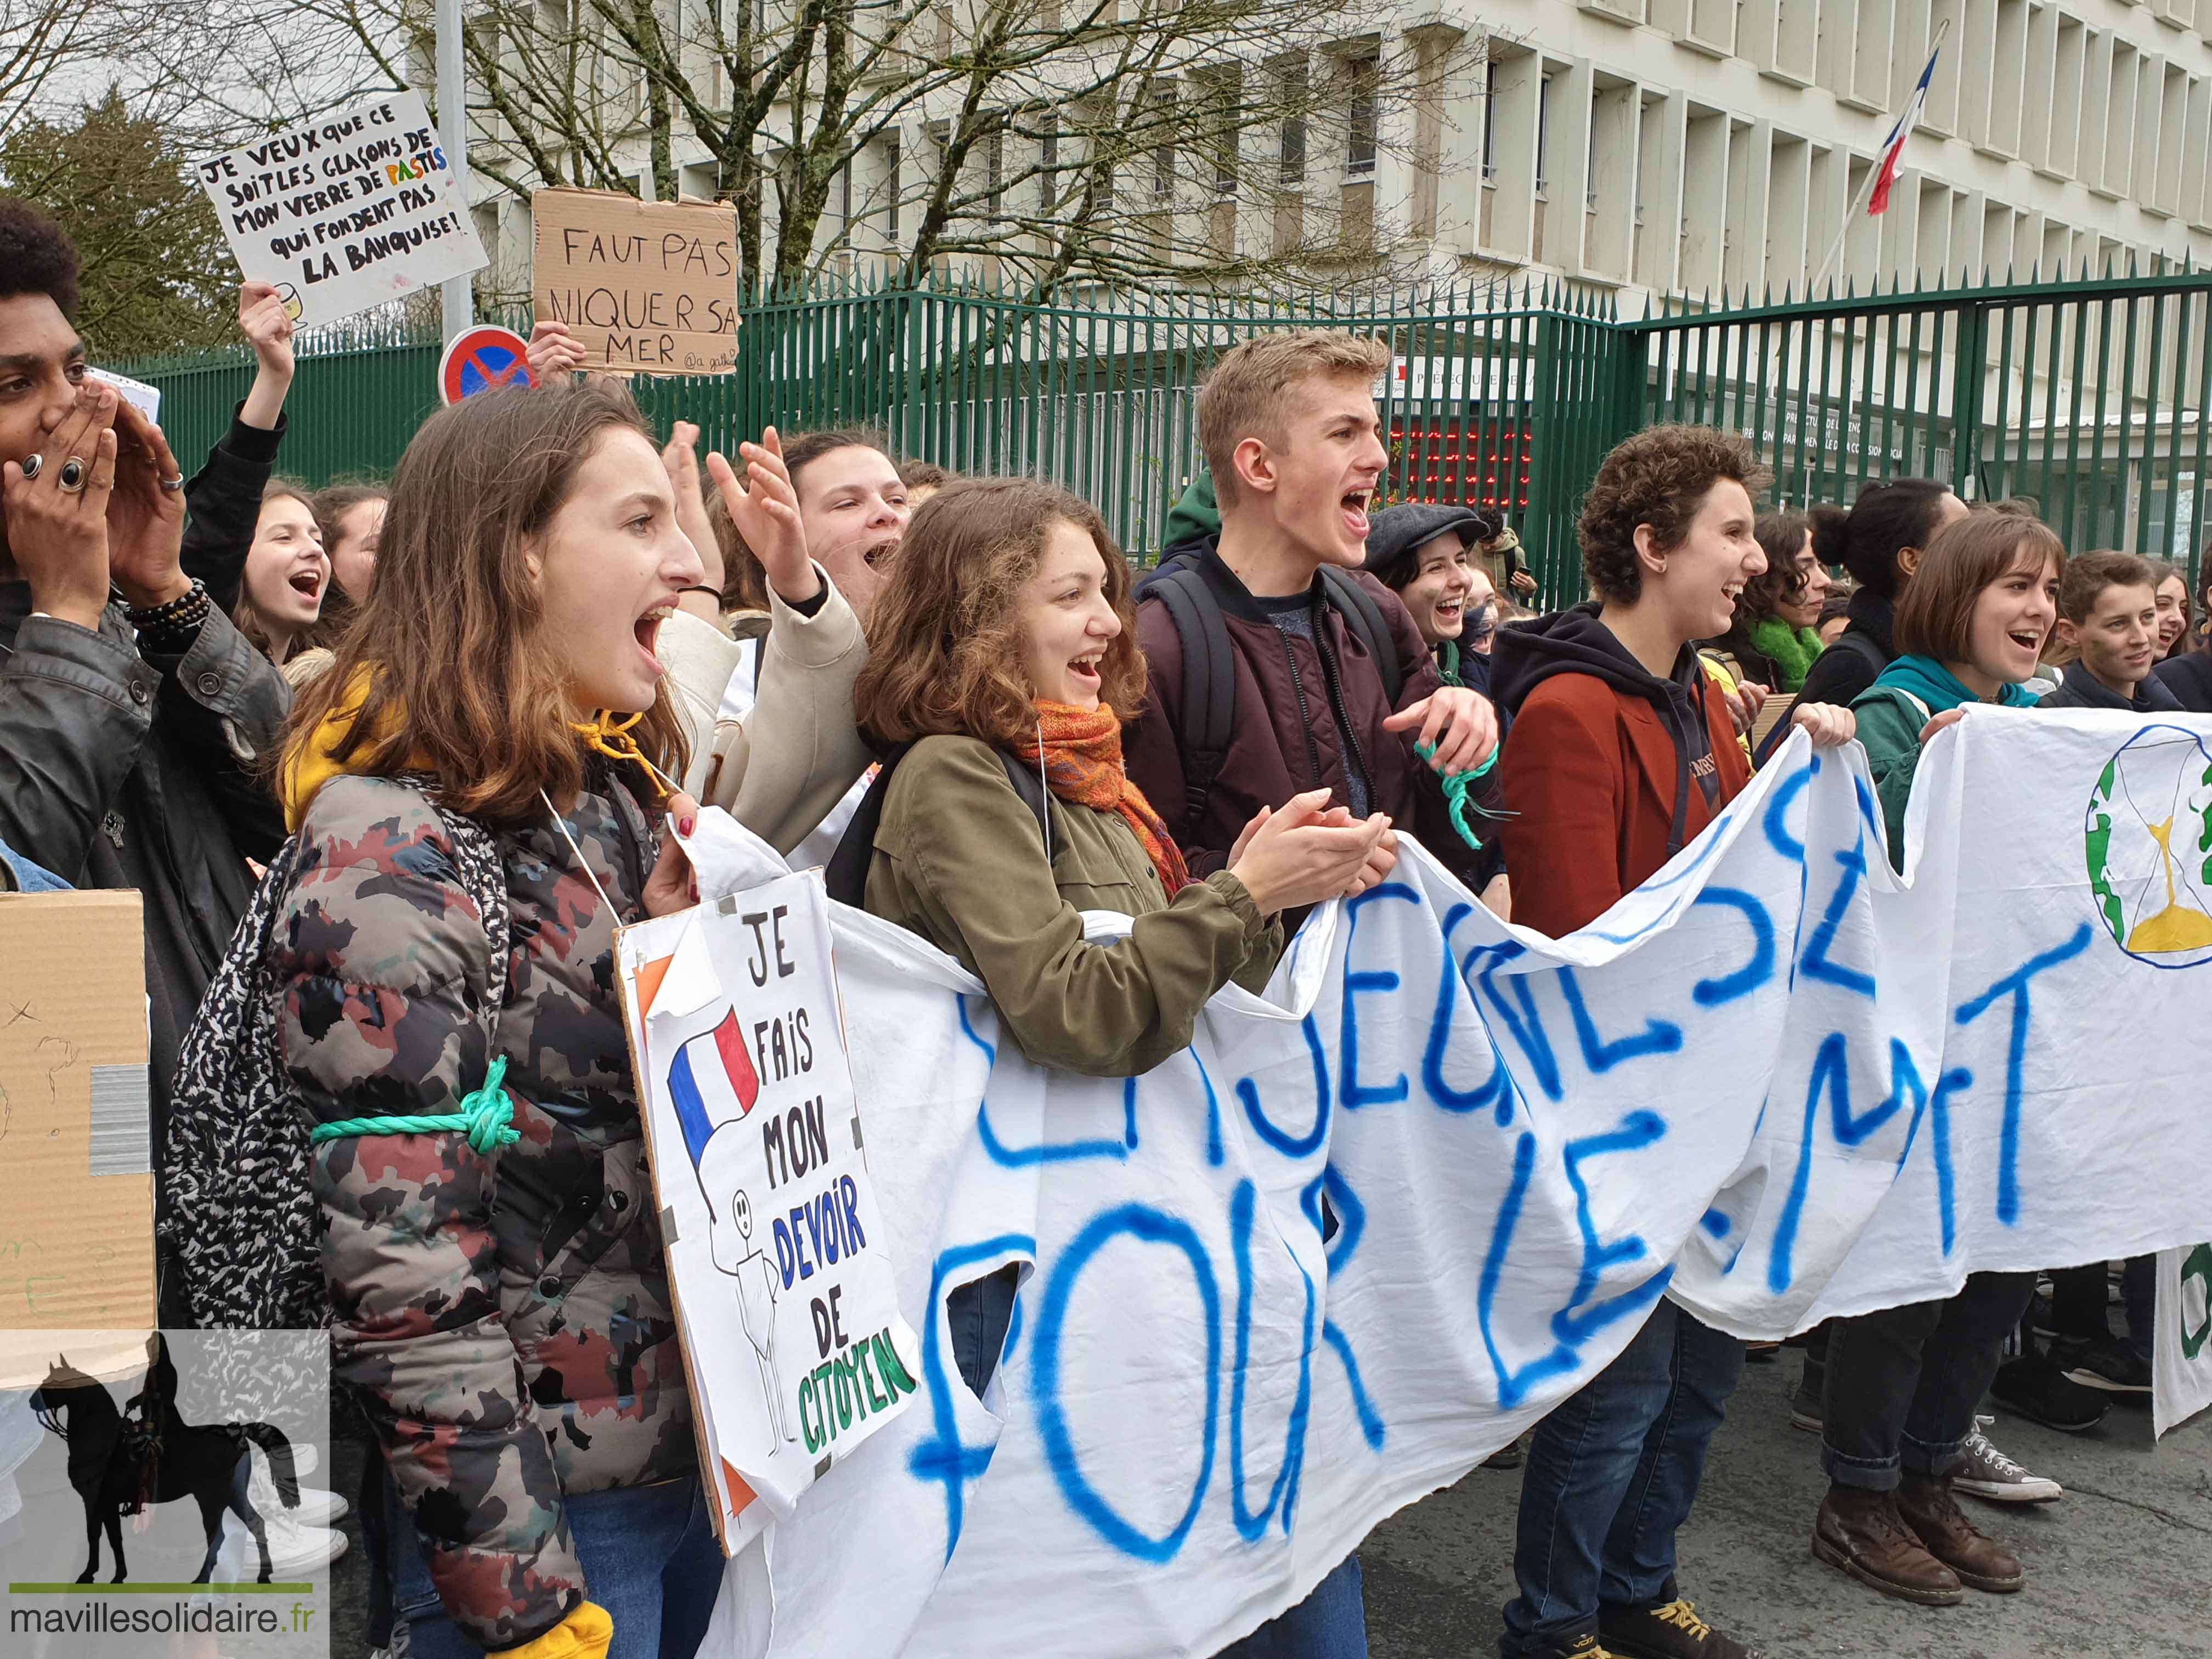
{"left": 1040, "top": 116, "right": 1059, "bottom": 213}
{"left": 1154, "top": 84, "right": 1177, "bottom": 196}
{"left": 987, "top": 126, "right": 1004, "bottom": 216}
{"left": 885, "top": 129, "right": 901, "bottom": 237}
{"left": 1481, "top": 61, "right": 1497, "bottom": 183}
{"left": 1535, "top": 72, "right": 1552, "bottom": 198}
{"left": 1345, "top": 54, "right": 1378, "bottom": 176}
{"left": 1277, "top": 56, "right": 1308, "bottom": 185}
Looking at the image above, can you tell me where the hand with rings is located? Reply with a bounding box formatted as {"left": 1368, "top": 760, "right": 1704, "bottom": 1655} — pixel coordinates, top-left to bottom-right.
{"left": 104, "top": 397, "right": 191, "bottom": 608}
{"left": 2, "top": 381, "right": 119, "bottom": 629}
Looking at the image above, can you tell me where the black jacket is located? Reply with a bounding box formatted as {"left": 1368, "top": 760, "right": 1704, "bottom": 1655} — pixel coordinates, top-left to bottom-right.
{"left": 2152, "top": 651, "right": 2212, "bottom": 713}
{"left": 1794, "top": 588, "right": 1897, "bottom": 710}
{"left": 180, "top": 407, "right": 289, "bottom": 613}
{"left": 1, "top": 415, "right": 292, "bottom": 1324}
{"left": 2040, "top": 659, "right": 2185, "bottom": 712}
{"left": 0, "top": 590, "right": 289, "bottom": 1132}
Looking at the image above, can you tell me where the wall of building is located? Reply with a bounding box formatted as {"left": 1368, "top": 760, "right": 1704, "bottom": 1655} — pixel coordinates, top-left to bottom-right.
{"left": 462, "top": 0, "right": 2212, "bottom": 311}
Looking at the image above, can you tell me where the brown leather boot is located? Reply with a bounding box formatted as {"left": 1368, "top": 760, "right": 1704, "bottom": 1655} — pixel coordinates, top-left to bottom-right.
{"left": 1897, "top": 1472, "right": 2026, "bottom": 1593}
{"left": 1813, "top": 1484, "right": 1965, "bottom": 1605}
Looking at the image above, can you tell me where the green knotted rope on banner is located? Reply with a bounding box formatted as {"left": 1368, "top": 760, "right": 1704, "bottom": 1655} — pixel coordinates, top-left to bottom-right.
{"left": 1415, "top": 742, "right": 1504, "bottom": 852}
{"left": 308, "top": 1056, "right": 521, "bottom": 1152}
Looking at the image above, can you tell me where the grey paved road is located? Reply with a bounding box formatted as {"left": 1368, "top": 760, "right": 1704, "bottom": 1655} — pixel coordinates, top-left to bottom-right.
{"left": 1362, "top": 1355, "right": 2212, "bottom": 1659}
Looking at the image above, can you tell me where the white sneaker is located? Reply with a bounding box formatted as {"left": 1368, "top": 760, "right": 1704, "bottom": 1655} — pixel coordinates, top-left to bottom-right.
{"left": 1953, "top": 1418, "right": 2062, "bottom": 1503}
{"left": 247, "top": 1443, "right": 349, "bottom": 1527}
{"left": 213, "top": 1511, "right": 350, "bottom": 1579}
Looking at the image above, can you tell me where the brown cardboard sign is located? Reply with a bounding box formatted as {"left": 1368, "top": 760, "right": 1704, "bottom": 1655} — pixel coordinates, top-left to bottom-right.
{"left": 0, "top": 890, "right": 156, "bottom": 1342}
{"left": 532, "top": 188, "right": 741, "bottom": 376}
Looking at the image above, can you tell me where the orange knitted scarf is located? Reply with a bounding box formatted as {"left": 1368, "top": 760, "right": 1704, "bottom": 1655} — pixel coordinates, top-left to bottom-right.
{"left": 1014, "top": 702, "right": 1190, "bottom": 898}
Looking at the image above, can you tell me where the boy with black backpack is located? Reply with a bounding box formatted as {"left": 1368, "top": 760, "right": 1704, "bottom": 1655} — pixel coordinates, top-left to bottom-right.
{"left": 1125, "top": 331, "right": 1502, "bottom": 912}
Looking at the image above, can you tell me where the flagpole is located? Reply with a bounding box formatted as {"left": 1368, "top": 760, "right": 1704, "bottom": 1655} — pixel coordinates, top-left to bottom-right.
{"left": 1768, "top": 15, "right": 1949, "bottom": 402}
{"left": 1807, "top": 16, "right": 1949, "bottom": 304}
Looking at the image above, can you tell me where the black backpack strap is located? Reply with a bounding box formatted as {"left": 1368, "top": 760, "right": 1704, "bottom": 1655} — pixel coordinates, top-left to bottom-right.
{"left": 823, "top": 741, "right": 1052, "bottom": 906}
{"left": 999, "top": 749, "right": 1052, "bottom": 856}
{"left": 1139, "top": 561, "right": 1236, "bottom": 831}
{"left": 824, "top": 743, "right": 913, "bottom": 908}
{"left": 1317, "top": 567, "right": 1406, "bottom": 707}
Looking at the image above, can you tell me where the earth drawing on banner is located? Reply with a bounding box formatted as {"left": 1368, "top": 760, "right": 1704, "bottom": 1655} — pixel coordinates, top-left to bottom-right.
{"left": 2084, "top": 723, "right": 2212, "bottom": 964}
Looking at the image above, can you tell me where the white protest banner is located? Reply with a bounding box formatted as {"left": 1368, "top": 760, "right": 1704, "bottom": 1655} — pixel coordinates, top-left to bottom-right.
{"left": 2153, "top": 1243, "right": 2212, "bottom": 1436}
{"left": 670, "top": 708, "right": 2212, "bottom": 1659}
{"left": 618, "top": 869, "right": 918, "bottom": 1551}
{"left": 197, "top": 91, "right": 487, "bottom": 329}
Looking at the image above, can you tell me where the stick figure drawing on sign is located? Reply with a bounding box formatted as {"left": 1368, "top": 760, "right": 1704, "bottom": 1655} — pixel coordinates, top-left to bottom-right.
{"left": 668, "top": 1011, "right": 795, "bottom": 1445}
{"left": 726, "top": 1189, "right": 793, "bottom": 1443}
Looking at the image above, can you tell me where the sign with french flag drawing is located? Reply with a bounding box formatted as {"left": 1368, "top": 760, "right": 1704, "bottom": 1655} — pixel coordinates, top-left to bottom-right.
{"left": 618, "top": 868, "right": 918, "bottom": 1550}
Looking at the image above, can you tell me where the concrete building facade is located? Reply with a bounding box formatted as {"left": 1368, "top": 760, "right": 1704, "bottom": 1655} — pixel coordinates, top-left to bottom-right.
{"left": 461, "top": 1, "right": 2212, "bottom": 313}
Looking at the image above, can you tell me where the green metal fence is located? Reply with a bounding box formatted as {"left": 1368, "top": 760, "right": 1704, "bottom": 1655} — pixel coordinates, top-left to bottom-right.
{"left": 120, "top": 266, "right": 2211, "bottom": 597}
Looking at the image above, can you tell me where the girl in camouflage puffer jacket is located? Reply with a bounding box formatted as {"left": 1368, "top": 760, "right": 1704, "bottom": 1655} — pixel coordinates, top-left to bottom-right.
{"left": 273, "top": 382, "right": 836, "bottom": 1659}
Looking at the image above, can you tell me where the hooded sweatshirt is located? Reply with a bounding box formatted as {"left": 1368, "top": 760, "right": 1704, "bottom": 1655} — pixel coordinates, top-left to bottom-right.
{"left": 1851, "top": 653, "right": 2037, "bottom": 866}
{"left": 1492, "top": 601, "right": 1748, "bottom": 938}
{"left": 1160, "top": 472, "right": 1221, "bottom": 556}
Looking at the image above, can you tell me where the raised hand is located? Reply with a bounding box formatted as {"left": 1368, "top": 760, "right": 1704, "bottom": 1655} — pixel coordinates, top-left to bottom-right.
{"left": 237, "top": 281, "right": 296, "bottom": 380}
{"left": 3, "top": 381, "right": 117, "bottom": 630}
{"left": 661, "top": 421, "right": 725, "bottom": 617}
{"left": 105, "top": 398, "right": 189, "bottom": 610}
{"left": 526, "top": 319, "right": 588, "bottom": 383}
{"left": 706, "top": 427, "right": 819, "bottom": 607}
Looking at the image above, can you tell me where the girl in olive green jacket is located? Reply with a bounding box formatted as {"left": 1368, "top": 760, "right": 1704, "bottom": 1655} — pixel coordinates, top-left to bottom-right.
{"left": 846, "top": 476, "right": 1391, "bottom": 1655}
{"left": 849, "top": 477, "right": 1389, "bottom": 1080}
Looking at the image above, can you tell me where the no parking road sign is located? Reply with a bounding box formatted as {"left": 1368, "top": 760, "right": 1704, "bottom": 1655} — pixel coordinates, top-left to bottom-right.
{"left": 439, "top": 325, "right": 537, "bottom": 405}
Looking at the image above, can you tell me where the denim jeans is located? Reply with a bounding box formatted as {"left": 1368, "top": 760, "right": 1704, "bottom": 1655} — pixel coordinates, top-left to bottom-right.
{"left": 1821, "top": 1270, "right": 2038, "bottom": 1492}
{"left": 949, "top": 1264, "right": 1022, "bottom": 1397}
{"left": 1499, "top": 1300, "right": 1744, "bottom": 1657}
{"left": 1215, "top": 1554, "right": 1368, "bottom": 1658}
{"left": 388, "top": 1471, "right": 724, "bottom": 1658}
{"left": 2050, "top": 1256, "right": 2155, "bottom": 1361}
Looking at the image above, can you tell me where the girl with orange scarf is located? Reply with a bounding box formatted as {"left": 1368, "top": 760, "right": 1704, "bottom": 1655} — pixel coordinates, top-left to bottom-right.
{"left": 851, "top": 476, "right": 1390, "bottom": 1081}
{"left": 846, "top": 476, "right": 1390, "bottom": 1657}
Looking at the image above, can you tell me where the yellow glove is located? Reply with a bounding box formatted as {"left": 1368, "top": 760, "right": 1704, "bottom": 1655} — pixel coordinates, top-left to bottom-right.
{"left": 501, "top": 1601, "right": 613, "bottom": 1659}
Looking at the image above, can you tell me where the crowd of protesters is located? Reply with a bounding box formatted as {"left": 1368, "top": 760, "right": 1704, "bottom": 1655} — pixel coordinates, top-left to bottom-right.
{"left": 1, "top": 191, "right": 2201, "bottom": 1659}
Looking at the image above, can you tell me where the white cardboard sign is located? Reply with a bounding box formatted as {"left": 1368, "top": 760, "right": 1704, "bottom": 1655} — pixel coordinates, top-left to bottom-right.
{"left": 196, "top": 90, "right": 487, "bottom": 328}
{"left": 620, "top": 870, "right": 918, "bottom": 1550}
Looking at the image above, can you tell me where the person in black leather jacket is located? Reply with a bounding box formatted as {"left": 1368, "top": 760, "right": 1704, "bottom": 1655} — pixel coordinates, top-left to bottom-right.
{"left": 0, "top": 200, "right": 291, "bottom": 1324}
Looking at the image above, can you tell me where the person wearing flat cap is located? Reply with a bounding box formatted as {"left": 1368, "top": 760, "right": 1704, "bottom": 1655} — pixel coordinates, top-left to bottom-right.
{"left": 1362, "top": 503, "right": 1505, "bottom": 700}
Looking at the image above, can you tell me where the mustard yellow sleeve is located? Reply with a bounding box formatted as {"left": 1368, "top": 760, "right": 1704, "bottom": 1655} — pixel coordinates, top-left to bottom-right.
{"left": 500, "top": 1602, "right": 613, "bottom": 1659}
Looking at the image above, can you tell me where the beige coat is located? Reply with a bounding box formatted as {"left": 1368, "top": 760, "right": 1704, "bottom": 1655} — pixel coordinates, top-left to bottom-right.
{"left": 657, "top": 568, "right": 873, "bottom": 855}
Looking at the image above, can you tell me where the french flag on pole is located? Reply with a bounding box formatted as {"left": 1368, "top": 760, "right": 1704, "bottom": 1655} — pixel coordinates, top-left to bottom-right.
{"left": 669, "top": 1009, "right": 760, "bottom": 1169}
{"left": 1869, "top": 42, "right": 1943, "bottom": 216}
